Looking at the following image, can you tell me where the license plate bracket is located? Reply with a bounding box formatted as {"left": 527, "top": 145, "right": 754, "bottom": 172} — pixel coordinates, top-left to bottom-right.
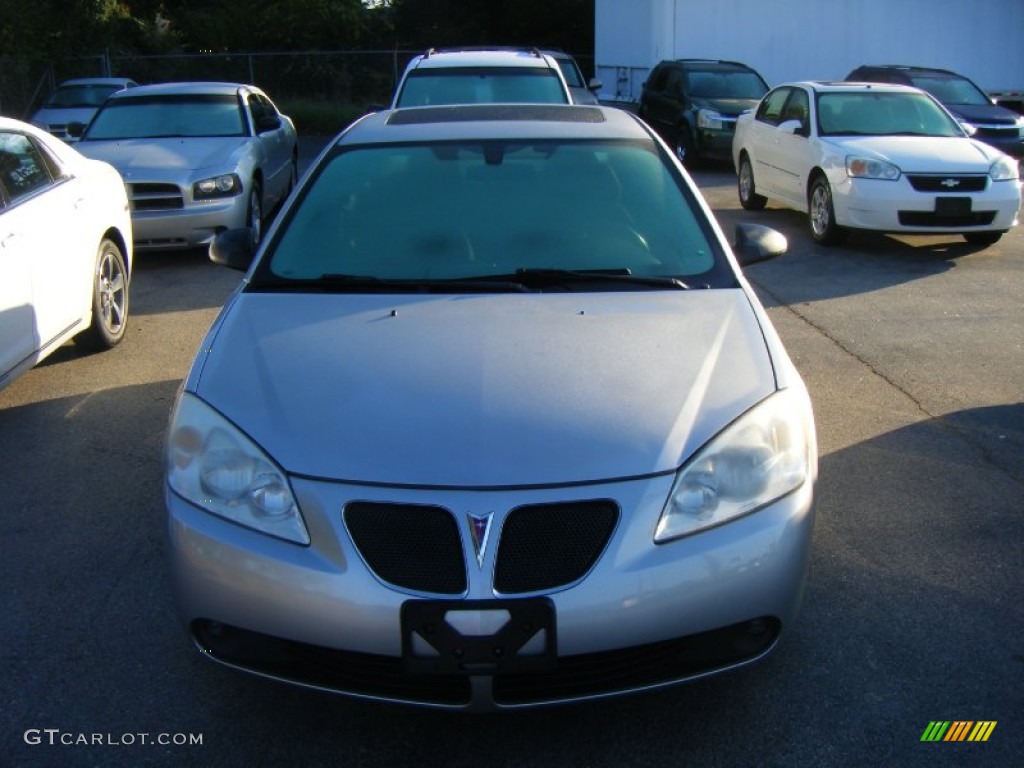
{"left": 401, "top": 598, "right": 556, "bottom": 675}
{"left": 935, "top": 196, "right": 971, "bottom": 215}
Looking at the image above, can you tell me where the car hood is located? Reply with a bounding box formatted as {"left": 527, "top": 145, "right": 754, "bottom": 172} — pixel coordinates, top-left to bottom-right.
{"left": 74, "top": 137, "right": 249, "bottom": 174}
{"left": 693, "top": 97, "right": 762, "bottom": 116}
{"left": 192, "top": 291, "right": 776, "bottom": 487}
{"left": 941, "top": 102, "right": 1022, "bottom": 125}
{"left": 825, "top": 135, "right": 1001, "bottom": 172}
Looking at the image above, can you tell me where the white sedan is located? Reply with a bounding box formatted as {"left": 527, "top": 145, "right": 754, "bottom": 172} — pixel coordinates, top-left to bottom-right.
{"left": 1, "top": 117, "right": 132, "bottom": 390}
{"left": 732, "top": 81, "right": 1021, "bottom": 246}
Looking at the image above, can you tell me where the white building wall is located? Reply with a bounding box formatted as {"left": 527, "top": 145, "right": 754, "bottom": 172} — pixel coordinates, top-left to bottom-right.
{"left": 596, "top": 0, "right": 1024, "bottom": 102}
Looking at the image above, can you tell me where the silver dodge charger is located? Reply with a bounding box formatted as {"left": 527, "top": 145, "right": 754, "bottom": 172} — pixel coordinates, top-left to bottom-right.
{"left": 165, "top": 103, "right": 817, "bottom": 711}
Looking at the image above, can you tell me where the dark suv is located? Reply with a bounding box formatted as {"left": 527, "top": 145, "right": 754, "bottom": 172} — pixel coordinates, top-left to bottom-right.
{"left": 638, "top": 59, "right": 769, "bottom": 166}
{"left": 845, "top": 65, "right": 1024, "bottom": 158}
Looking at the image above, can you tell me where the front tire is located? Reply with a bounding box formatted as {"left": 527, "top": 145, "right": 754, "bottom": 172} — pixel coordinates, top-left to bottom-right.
{"left": 674, "top": 124, "right": 697, "bottom": 168}
{"left": 808, "top": 175, "right": 847, "bottom": 245}
{"left": 80, "top": 238, "right": 129, "bottom": 350}
{"left": 963, "top": 231, "right": 1004, "bottom": 246}
{"left": 738, "top": 154, "right": 767, "bottom": 210}
{"left": 247, "top": 180, "right": 263, "bottom": 251}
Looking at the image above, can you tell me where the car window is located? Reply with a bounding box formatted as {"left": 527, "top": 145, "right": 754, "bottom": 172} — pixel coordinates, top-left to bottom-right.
{"left": 687, "top": 69, "right": 768, "bottom": 99}
{"left": 263, "top": 139, "right": 724, "bottom": 284}
{"left": 781, "top": 88, "right": 810, "bottom": 124}
{"left": 43, "top": 84, "right": 124, "bottom": 108}
{"left": 83, "top": 94, "right": 246, "bottom": 139}
{"left": 908, "top": 74, "right": 991, "bottom": 106}
{"left": 756, "top": 88, "right": 791, "bottom": 125}
{"left": 0, "top": 132, "right": 58, "bottom": 204}
{"left": 665, "top": 69, "right": 685, "bottom": 96}
{"left": 395, "top": 69, "right": 569, "bottom": 107}
{"left": 554, "top": 58, "right": 585, "bottom": 88}
{"left": 816, "top": 92, "right": 964, "bottom": 137}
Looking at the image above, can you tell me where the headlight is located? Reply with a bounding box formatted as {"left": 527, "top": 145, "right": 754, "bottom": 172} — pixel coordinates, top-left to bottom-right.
{"left": 655, "top": 389, "right": 813, "bottom": 543}
{"left": 697, "top": 108, "right": 725, "bottom": 130}
{"left": 989, "top": 154, "right": 1020, "bottom": 181}
{"left": 846, "top": 156, "right": 901, "bottom": 180}
{"left": 193, "top": 173, "right": 242, "bottom": 200}
{"left": 166, "top": 393, "right": 309, "bottom": 544}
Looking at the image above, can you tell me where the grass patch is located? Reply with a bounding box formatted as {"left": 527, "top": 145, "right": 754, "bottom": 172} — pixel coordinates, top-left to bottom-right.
{"left": 278, "top": 98, "right": 372, "bottom": 136}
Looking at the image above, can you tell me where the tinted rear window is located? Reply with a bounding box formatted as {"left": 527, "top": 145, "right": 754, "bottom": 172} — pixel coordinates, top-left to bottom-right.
{"left": 396, "top": 68, "right": 570, "bottom": 107}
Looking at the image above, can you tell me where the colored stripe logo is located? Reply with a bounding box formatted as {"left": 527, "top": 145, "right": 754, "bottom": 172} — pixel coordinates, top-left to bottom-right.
{"left": 921, "top": 721, "right": 996, "bottom": 742}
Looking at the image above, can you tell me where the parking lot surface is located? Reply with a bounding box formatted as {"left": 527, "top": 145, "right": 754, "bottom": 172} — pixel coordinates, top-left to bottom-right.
{"left": 2, "top": 138, "right": 1021, "bottom": 767}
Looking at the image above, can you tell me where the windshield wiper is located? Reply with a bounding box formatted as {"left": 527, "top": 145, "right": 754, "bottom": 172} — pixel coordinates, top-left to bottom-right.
{"left": 251, "top": 273, "right": 530, "bottom": 293}
{"left": 510, "top": 268, "right": 691, "bottom": 291}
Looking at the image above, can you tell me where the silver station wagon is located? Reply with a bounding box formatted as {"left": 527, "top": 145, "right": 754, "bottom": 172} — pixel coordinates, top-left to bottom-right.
{"left": 165, "top": 103, "right": 817, "bottom": 711}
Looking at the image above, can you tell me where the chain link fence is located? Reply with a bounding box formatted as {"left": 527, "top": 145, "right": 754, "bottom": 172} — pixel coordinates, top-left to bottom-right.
{"left": 1, "top": 50, "right": 424, "bottom": 120}
{"left": 1, "top": 48, "right": 597, "bottom": 121}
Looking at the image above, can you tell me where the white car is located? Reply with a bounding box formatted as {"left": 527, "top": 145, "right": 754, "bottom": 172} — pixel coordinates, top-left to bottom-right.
{"left": 0, "top": 117, "right": 132, "bottom": 391}
{"left": 30, "top": 77, "right": 139, "bottom": 141}
{"left": 732, "top": 81, "right": 1021, "bottom": 246}
{"left": 391, "top": 48, "right": 572, "bottom": 108}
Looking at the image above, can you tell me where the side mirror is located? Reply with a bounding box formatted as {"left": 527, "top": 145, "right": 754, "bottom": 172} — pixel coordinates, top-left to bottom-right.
{"left": 67, "top": 122, "right": 86, "bottom": 139}
{"left": 778, "top": 119, "right": 806, "bottom": 136}
{"left": 733, "top": 223, "right": 787, "bottom": 267}
{"left": 209, "top": 228, "right": 255, "bottom": 271}
{"left": 588, "top": 78, "right": 603, "bottom": 92}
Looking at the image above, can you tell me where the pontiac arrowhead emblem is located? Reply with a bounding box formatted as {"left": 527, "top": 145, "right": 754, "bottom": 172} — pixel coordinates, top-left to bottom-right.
{"left": 467, "top": 512, "right": 494, "bottom": 567}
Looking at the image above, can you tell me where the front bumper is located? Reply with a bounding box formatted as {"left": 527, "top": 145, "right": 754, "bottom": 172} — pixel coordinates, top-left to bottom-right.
{"left": 831, "top": 175, "right": 1021, "bottom": 234}
{"left": 131, "top": 195, "right": 249, "bottom": 251}
{"left": 167, "top": 471, "right": 815, "bottom": 711}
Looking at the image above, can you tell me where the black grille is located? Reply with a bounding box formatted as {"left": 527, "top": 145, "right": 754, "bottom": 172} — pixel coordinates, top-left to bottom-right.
{"left": 898, "top": 210, "right": 997, "bottom": 227}
{"left": 345, "top": 502, "right": 466, "bottom": 595}
{"left": 193, "top": 621, "right": 470, "bottom": 705}
{"left": 493, "top": 617, "right": 780, "bottom": 704}
{"left": 494, "top": 501, "right": 618, "bottom": 594}
{"left": 905, "top": 174, "right": 987, "bottom": 192}
{"left": 129, "top": 182, "right": 183, "bottom": 211}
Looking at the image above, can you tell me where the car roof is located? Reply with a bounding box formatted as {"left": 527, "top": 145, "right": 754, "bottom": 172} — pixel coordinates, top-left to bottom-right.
{"left": 849, "top": 64, "right": 961, "bottom": 77}
{"left": 666, "top": 59, "right": 758, "bottom": 71}
{"left": 782, "top": 81, "right": 927, "bottom": 95}
{"left": 336, "top": 104, "right": 648, "bottom": 145}
{"left": 105, "top": 82, "right": 255, "bottom": 99}
{"left": 55, "top": 77, "right": 137, "bottom": 87}
{"left": 407, "top": 48, "right": 560, "bottom": 70}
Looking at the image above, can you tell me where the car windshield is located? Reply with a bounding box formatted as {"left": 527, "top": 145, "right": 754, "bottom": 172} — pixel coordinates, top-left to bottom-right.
{"left": 816, "top": 92, "right": 964, "bottom": 137}
{"left": 395, "top": 68, "right": 570, "bottom": 107}
{"left": 44, "top": 84, "right": 124, "bottom": 108}
{"left": 908, "top": 74, "right": 992, "bottom": 106}
{"left": 258, "top": 139, "right": 726, "bottom": 288}
{"left": 82, "top": 94, "right": 246, "bottom": 139}
{"left": 687, "top": 69, "right": 768, "bottom": 99}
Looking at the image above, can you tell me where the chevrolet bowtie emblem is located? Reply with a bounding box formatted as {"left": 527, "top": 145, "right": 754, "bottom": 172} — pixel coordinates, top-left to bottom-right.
{"left": 940, "top": 178, "right": 961, "bottom": 188}
{"left": 467, "top": 512, "right": 494, "bottom": 567}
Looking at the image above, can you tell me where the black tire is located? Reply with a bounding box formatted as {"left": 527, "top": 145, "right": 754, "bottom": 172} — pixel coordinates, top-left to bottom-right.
{"left": 737, "top": 154, "right": 767, "bottom": 211}
{"left": 808, "top": 175, "right": 847, "bottom": 245}
{"left": 79, "top": 238, "right": 129, "bottom": 350}
{"left": 963, "top": 231, "right": 1005, "bottom": 246}
{"left": 674, "top": 124, "right": 697, "bottom": 168}
{"left": 247, "top": 180, "right": 263, "bottom": 250}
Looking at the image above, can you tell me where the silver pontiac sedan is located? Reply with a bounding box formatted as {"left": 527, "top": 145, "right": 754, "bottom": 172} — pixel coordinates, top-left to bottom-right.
{"left": 74, "top": 82, "right": 297, "bottom": 251}
{"left": 165, "top": 104, "right": 817, "bottom": 711}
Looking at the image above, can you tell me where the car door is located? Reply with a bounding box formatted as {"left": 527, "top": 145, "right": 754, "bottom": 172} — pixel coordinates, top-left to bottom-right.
{"left": 247, "top": 93, "right": 290, "bottom": 204}
{"left": 742, "top": 87, "right": 792, "bottom": 193}
{"left": 642, "top": 65, "right": 683, "bottom": 139}
{"left": 0, "top": 131, "right": 89, "bottom": 381}
{"left": 768, "top": 86, "right": 815, "bottom": 206}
